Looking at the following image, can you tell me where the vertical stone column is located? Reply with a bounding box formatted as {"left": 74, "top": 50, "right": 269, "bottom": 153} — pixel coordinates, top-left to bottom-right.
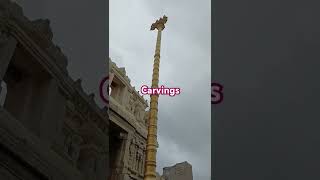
{"left": 110, "top": 132, "right": 131, "bottom": 180}
{"left": 142, "top": 149, "right": 146, "bottom": 175}
{"left": 144, "top": 15, "right": 167, "bottom": 180}
{"left": 0, "top": 30, "right": 17, "bottom": 93}
{"left": 111, "top": 81, "right": 123, "bottom": 102}
{"left": 121, "top": 133, "right": 134, "bottom": 180}
{"left": 4, "top": 74, "right": 33, "bottom": 122}
{"left": 40, "top": 78, "right": 66, "bottom": 146}
{"left": 138, "top": 149, "right": 143, "bottom": 175}
{"left": 141, "top": 149, "right": 145, "bottom": 175}
{"left": 120, "top": 86, "right": 128, "bottom": 105}
{"left": 132, "top": 141, "right": 138, "bottom": 173}
{"left": 7, "top": 73, "right": 63, "bottom": 139}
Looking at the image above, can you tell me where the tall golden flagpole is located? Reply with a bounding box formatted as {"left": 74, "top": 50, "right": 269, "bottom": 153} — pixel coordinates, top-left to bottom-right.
{"left": 144, "top": 15, "right": 168, "bottom": 180}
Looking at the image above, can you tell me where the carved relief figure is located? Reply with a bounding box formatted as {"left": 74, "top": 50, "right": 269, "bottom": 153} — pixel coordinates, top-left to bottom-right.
{"left": 144, "top": 111, "right": 150, "bottom": 126}
{"left": 64, "top": 134, "right": 72, "bottom": 153}
{"left": 137, "top": 148, "right": 143, "bottom": 174}
{"left": 128, "top": 93, "right": 135, "bottom": 113}
{"left": 141, "top": 150, "right": 146, "bottom": 174}
{"left": 135, "top": 150, "right": 140, "bottom": 171}
{"left": 134, "top": 103, "right": 141, "bottom": 121}
{"left": 128, "top": 139, "right": 135, "bottom": 167}
{"left": 138, "top": 110, "right": 145, "bottom": 123}
{"left": 65, "top": 134, "right": 83, "bottom": 163}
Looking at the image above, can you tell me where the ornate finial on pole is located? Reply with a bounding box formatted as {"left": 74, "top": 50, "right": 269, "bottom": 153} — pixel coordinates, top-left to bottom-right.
{"left": 144, "top": 15, "right": 168, "bottom": 180}
{"left": 150, "top": 15, "right": 168, "bottom": 31}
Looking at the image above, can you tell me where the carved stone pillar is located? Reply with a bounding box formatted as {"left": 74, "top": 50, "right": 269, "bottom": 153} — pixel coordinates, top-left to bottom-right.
{"left": 40, "top": 78, "right": 66, "bottom": 146}
{"left": 4, "top": 72, "right": 32, "bottom": 122}
{"left": 137, "top": 150, "right": 141, "bottom": 174}
{"left": 138, "top": 149, "right": 144, "bottom": 175}
{"left": 65, "top": 134, "right": 83, "bottom": 166}
{"left": 120, "top": 86, "right": 128, "bottom": 105}
{"left": 132, "top": 141, "right": 138, "bottom": 172}
{"left": 110, "top": 132, "right": 132, "bottom": 180}
{"left": 4, "top": 70, "right": 66, "bottom": 143}
{"left": 142, "top": 149, "right": 146, "bottom": 175}
{"left": 135, "top": 148, "right": 139, "bottom": 172}
{"left": 126, "top": 93, "right": 133, "bottom": 112}
{"left": 0, "top": 30, "right": 17, "bottom": 93}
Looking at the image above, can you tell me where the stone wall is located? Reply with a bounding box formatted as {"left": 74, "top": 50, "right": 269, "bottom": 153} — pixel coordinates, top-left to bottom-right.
{"left": 108, "top": 59, "right": 149, "bottom": 180}
{"left": 0, "top": 0, "right": 110, "bottom": 180}
{"left": 0, "top": 1, "right": 150, "bottom": 180}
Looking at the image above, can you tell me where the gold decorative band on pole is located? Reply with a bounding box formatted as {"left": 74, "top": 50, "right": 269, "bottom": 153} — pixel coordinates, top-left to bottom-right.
{"left": 144, "top": 15, "right": 168, "bottom": 180}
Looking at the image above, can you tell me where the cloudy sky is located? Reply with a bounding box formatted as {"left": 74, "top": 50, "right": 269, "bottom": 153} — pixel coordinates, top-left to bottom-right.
{"left": 110, "top": 0, "right": 211, "bottom": 179}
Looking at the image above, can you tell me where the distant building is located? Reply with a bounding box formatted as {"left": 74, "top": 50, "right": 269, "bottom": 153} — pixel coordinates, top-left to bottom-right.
{"left": 156, "top": 172, "right": 164, "bottom": 180}
{"left": 159, "top": 161, "right": 193, "bottom": 180}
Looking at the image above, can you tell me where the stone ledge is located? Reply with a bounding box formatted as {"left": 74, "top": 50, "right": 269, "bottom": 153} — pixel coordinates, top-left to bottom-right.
{"left": 110, "top": 97, "right": 147, "bottom": 139}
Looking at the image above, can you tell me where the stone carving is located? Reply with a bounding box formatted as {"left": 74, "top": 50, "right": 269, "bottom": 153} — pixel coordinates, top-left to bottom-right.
{"left": 128, "top": 139, "right": 136, "bottom": 168}
{"left": 31, "top": 19, "right": 53, "bottom": 40}
{"left": 144, "top": 111, "right": 150, "bottom": 126}
{"left": 142, "top": 150, "right": 145, "bottom": 174}
{"left": 137, "top": 148, "right": 144, "bottom": 174}
{"left": 135, "top": 105, "right": 145, "bottom": 123}
{"left": 126, "top": 94, "right": 131, "bottom": 111}
{"left": 65, "top": 134, "right": 83, "bottom": 164}
{"left": 130, "top": 95, "right": 138, "bottom": 113}
{"left": 70, "top": 90, "right": 107, "bottom": 136}
{"left": 0, "top": 2, "right": 113, "bottom": 180}
{"left": 133, "top": 150, "right": 138, "bottom": 171}
{"left": 150, "top": 15, "right": 168, "bottom": 31}
{"left": 126, "top": 135, "right": 147, "bottom": 176}
{"left": 107, "top": 58, "right": 149, "bottom": 179}
{"left": 139, "top": 111, "right": 145, "bottom": 123}
{"left": 128, "top": 137, "right": 145, "bottom": 175}
{"left": 133, "top": 103, "right": 140, "bottom": 120}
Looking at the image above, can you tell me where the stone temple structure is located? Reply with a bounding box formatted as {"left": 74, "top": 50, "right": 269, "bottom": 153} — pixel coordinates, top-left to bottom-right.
{"left": 0, "top": 1, "right": 149, "bottom": 180}
{"left": 158, "top": 162, "right": 193, "bottom": 180}
{"left": 108, "top": 58, "right": 149, "bottom": 180}
{"left": 0, "top": 1, "right": 109, "bottom": 180}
